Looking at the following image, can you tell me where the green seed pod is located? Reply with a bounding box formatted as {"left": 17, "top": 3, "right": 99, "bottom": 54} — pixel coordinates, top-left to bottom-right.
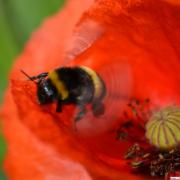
{"left": 145, "top": 106, "right": 180, "bottom": 149}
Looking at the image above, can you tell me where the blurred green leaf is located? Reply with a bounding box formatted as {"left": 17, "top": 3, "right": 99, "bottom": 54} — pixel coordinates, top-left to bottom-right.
{"left": 0, "top": 125, "right": 7, "bottom": 179}
{"left": 0, "top": 170, "right": 7, "bottom": 180}
{"left": 2, "top": 0, "right": 65, "bottom": 47}
{"left": 0, "top": 131, "right": 6, "bottom": 165}
{"left": 0, "top": 0, "right": 20, "bottom": 102}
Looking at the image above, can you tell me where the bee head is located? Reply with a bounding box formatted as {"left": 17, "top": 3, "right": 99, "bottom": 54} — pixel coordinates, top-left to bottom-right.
{"left": 37, "top": 79, "right": 57, "bottom": 104}
{"left": 20, "top": 70, "right": 58, "bottom": 104}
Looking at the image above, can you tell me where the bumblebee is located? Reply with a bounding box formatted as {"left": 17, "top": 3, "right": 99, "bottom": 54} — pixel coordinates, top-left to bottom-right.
{"left": 21, "top": 66, "right": 106, "bottom": 122}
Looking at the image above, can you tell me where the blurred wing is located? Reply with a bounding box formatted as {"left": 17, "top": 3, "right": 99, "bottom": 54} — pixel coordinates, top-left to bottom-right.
{"left": 63, "top": 19, "right": 104, "bottom": 65}
{"left": 75, "top": 61, "right": 133, "bottom": 136}
{"left": 59, "top": 18, "right": 133, "bottom": 135}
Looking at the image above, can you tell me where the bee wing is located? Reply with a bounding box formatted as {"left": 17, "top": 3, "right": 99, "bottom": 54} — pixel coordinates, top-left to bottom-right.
{"left": 72, "top": 61, "right": 133, "bottom": 136}
{"left": 59, "top": 19, "right": 133, "bottom": 135}
{"left": 62, "top": 19, "right": 104, "bottom": 65}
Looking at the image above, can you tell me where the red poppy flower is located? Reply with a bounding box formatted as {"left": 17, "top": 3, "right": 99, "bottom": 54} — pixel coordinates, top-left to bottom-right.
{"left": 1, "top": 0, "right": 180, "bottom": 179}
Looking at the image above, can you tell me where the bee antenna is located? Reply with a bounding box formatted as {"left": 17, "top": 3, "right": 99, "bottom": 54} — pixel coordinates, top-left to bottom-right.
{"left": 20, "top": 69, "right": 38, "bottom": 84}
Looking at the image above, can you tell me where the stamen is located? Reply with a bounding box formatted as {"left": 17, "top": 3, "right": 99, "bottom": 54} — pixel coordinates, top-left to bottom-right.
{"left": 125, "top": 143, "right": 180, "bottom": 178}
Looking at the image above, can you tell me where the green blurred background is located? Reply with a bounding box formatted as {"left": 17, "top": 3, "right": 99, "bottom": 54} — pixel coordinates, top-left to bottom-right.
{"left": 0, "top": 0, "right": 64, "bottom": 179}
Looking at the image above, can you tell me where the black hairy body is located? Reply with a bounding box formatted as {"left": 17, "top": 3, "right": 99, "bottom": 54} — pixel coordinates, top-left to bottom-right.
{"left": 22, "top": 66, "right": 106, "bottom": 123}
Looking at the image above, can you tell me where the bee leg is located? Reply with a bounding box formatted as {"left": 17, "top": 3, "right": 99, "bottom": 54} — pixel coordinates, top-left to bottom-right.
{"left": 26, "top": 72, "right": 48, "bottom": 83}
{"left": 75, "top": 105, "right": 87, "bottom": 122}
{"left": 31, "top": 72, "right": 48, "bottom": 80}
{"left": 92, "top": 102, "right": 105, "bottom": 116}
{"left": 56, "top": 99, "right": 62, "bottom": 112}
{"left": 21, "top": 70, "right": 48, "bottom": 83}
{"left": 73, "top": 105, "right": 87, "bottom": 131}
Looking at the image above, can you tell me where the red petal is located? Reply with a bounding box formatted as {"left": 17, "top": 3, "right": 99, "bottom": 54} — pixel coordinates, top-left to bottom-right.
{"left": 2, "top": 0, "right": 180, "bottom": 179}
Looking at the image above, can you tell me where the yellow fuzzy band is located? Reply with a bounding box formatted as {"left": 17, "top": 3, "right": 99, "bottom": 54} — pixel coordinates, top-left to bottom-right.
{"left": 80, "top": 66, "right": 102, "bottom": 99}
{"left": 48, "top": 71, "right": 68, "bottom": 100}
